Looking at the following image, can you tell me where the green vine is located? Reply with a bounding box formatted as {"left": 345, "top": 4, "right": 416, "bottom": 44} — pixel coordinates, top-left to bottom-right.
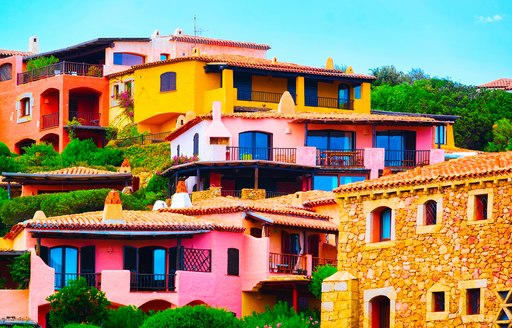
{"left": 66, "top": 117, "right": 82, "bottom": 140}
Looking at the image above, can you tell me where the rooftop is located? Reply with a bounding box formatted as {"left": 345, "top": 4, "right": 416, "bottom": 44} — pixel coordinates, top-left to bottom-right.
{"left": 334, "top": 151, "right": 512, "bottom": 195}
{"left": 2, "top": 166, "right": 132, "bottom": 184}
{"left": 478, "top": 78, "right": 512, "bottom": 90}
{"left": 0, "top": 49, "right": 32, "bottom": 58}
{"left": 169, "top": 34, "right": 271, "bottom": 50}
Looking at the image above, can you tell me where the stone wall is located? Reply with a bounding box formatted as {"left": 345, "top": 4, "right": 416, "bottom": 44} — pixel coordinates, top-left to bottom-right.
{"left": 326, "top": 178, "right": 512, "bottom": 327}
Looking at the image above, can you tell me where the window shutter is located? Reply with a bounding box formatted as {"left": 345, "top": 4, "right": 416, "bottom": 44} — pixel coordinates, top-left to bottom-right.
{"left": 123, "top": 246, "right": 137, "bottom": 272}
{"left": 227, "top": 248, "right": 239, "bottom": 276}
{"left": 80, "top": 246, "right": 96, "bottom": 274}
{"left": 39, "top": 245, "right": 49, "bottom": 265}
{"left": 281, "top": 231, "right": 290, "bottom": 254}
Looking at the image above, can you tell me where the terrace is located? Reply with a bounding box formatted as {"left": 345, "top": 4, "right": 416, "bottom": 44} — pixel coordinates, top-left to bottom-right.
{"left": 17, "top": 61, "right": 103, "bottom": 85}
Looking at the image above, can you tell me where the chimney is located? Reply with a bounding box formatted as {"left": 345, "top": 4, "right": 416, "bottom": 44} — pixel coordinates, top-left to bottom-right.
{"left": 102, "top": 190, "right": 125, "bottom": 223}
{"left": 325, "top": 57, "right": 334, "bottom": 69}
{"left": 28, "top": 36, "right": 39, "bottom": 54}
{"left": 292, "top": 191, "right": 307, "bottom": 208}
{"left": 33, "top": 210, "right": 46, "bottom": 220}
{"left": 170, "top": 180, "right": 192, "bottom": 208}
{"left": 119, "top": 158, "right": 131, "bottom": 173}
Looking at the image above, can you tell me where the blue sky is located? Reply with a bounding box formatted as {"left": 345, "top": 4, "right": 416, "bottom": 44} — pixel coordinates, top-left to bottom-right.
{"left": 1, "top": 0, "right": 510, "bottom": 86}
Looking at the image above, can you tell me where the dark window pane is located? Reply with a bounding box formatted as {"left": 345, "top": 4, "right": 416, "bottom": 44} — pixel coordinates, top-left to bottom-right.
{"left": 467, "top": 288, "right": 481, "bottom": 315}
{"left": 433, "top": 291, "right": 445, "bottom": 312}
{"left": 475, "top": 195, "right": 488, "bottom": 220}
{"left": 123, "top": 246, "right": 137, "bottom": 272}
{"left": 113, "top": 53, "right": 144, "bottom": 66}
{"left": 80, "top": 246, "right": 95, "bottom": 273}
{"left": 227, "top": 248, "right": 239, "bottom": 276}
{"left": 290, "top": 234, "right": 300, "bottom": 254}
{"left": 425, "top": 200, "right": 437, "bottom": 225}
{"left": 160, "top": 72, "right": 177, "bottom": 92}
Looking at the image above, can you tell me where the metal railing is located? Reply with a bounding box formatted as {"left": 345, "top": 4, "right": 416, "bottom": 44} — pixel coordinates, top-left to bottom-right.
{"left": 17, "top": 61, "right": 103, "bottom": 84}
{"left": 269, "top": 252, "right": 307, "bottom": 275}
{"left": 384, "top": 150, "right": 430, "bottom": 168}
{"left": 305, "top": 96, "right": 354, "bottom": 110}
{"left": 221, "top": 190, "right": 288, "bottom": 199}
{"left": 226, "top": 146, "right": 296, "bottom": 163}
{"left": 41, "top": 112, "right": 59, "bottom": 129}
{"left": 68, "top": 111, "right": 100, "bottom": 126}
{"left": 312, "top": 257, "right": 338, "bottom": 271}
{"left": 237, "top": 90, "right": 287, "bottom": 103}
{"left": 113, "top": 131, "right": 171, "bottom": 147}
{"left": 317, "top": 148, "right": 365, "bottom": 167}
{"left": 130, "top": 273, "right": 176, "bottom": 292}
{"left": 54, "top": 272, "right": 101, "bottom": 290}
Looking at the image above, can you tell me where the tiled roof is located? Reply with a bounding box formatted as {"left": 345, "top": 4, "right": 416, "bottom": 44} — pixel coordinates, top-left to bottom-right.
{"left": 334, "top": 151, "right": 512, "bottom": 194}
{"left": 478, "top": 78, "right": 512, "bottom": 90}
{"left": 5, "top": 210, "right": 244, "bottom": 239}
{"left": 0, "top": 49, "right": 32, "bottom": 57}
{"left": 252, "top": 212, "right": 337, "bottom": 232}
{"left": 37, "top": 167, "right": 122, "bottom": 175}
{"left": 169, "top": 34, "right": 271, "bottom": 50}
{"left": 258, "top": 191, "right": 336, "bottom": 208}
{"left": 108, "top": 54, "right": 375, "bottom": 80}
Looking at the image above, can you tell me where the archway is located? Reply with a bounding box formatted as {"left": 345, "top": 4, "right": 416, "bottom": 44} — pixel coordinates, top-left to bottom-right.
{"left": 15, "top": 138, "right": 35, "bottom": 154}
{"left": 40, "top": 133, "right": 60, "bottom": 151}
{"left": 139, "top": 299, "right": 174, "bottom": 312}
{"left": 40, "top": 88, "right": 60, "bottom": 129}
{"left": 370, "top": 295, "right": 390, "bottom": 328}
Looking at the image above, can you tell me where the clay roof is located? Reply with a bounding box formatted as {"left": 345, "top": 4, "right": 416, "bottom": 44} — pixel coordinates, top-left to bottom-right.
{"left": 5, "top": 210, "right": 244, "bottom": 239}
{"left": 0, "top": 49, "right": 32, "bottom": 57}
{"left": 36, "top": 167, "right": 122, "bottom": 175}
{"left": 478, "top": 78, "right": 512, "bottom": 90}
{"left": 334, "top": 151, "right": 512, "bottom": 195}
{"left": 2, "top": 166, "right": 132, "bottom": 184}
{"left": 121, "top": 159, "right": 131, "bottom": 167}
{"left": 161, "top": 196, "right": 337, "bottom": 231}
{"left": 108, "top": 54, "right": 375, "bottom": 80}
{"left": 259, "top": 191, "right": 336, "bottom": 208}
{"left": 169, "top": 34, "right": 271, "bottom": 50}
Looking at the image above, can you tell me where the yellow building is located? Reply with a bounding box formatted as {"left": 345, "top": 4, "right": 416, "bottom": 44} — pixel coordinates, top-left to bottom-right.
{"left": 106, "top": 54, "right": 375, "bottom": 134}
{"left": 322, "top": 151, "right": 512, "bottom": 327}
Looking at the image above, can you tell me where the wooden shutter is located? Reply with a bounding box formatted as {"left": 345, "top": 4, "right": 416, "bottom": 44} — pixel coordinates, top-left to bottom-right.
{"left": 80, "top": 246, "right": 96, "bottom": 274}
{"left": 39, "top": 245, "right": 49, "bottom": 265}
{"left": 281, "top": 231, "right": 290, "bottom": 254}
{"left": 123, "top": 246, "right": 137, "bottom": 272}
{"left": 227, "top": 248, "right": 239, "bottom": 276}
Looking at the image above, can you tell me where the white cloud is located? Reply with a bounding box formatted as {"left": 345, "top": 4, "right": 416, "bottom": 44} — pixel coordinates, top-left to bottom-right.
{"left": 477, "top": 14, "right": 504, "bottom": 23}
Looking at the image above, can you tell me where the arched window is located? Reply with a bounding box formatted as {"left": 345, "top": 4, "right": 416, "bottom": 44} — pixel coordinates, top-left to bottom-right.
{"left": 371, "top": 207, "right": 392, "bottom": 242}
{"left": 370, "top": 296, "right": 390, "bottom": 328}
{"left": 239, "top": 131, "right": 271, "bottom": 160}
{"left": 49, "top": 246, "right": 78, "bottom": 289}
{"left": 176, "top": 145, "right": 180, "bottom": 156}
{"left": 160, "top": 72, "right": 177, "bottom": 92}
{"left": 0, "top": 63, "right": 12, "bottom": 81}
{"left": 424, "top": 200, "right": 437, "bottom": 225}
{"left": 113, "top": 52, "right": 145, "bottom": 66}
{"left": 193, "top": 133, "right": 199, "bottom": 156}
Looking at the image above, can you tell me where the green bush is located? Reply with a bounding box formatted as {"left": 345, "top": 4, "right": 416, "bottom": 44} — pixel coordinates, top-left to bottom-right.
{"left": 0, "top": 142, "right": 12, "bottom": 157}
{"left": 141, "top": 305, "right": 241, "bottom": 328}
{"left": 242, "top": 301, "right": 320, "bottom": 328}
{"left": 61, "top": 139, "right": 124, "bottom": 167}
{"left": 9, "top": 252, "right": 30, "bottom": 289}
{"left": 16, "top": 142, "right": 62, "bottom": 171}
{"left": 103, "top": 305, "right": 146, "bottom": 328}
{"left": 26, "top": 55, "right": 59, "bottom": 71}
{"left": 63, "top": 324, "right": 100, "bottom": 328}
{"left": 309, "top": 264, "right": 337, "bottom": 299}
{"left": 0, "top": 193, "right": 50, "bottom": 227}
{"left": 47, "top": 277, "right": 110, "bottom": 328}
{"left": 0, "top": 155, "right": 20, "bottom": 173}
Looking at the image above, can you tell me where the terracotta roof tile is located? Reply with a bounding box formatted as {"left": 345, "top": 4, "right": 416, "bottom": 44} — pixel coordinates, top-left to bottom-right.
{"left": 169, "top": 34, "right": 271, "bottom": 50}
{"left": 36, "top": 166, "right": 123, "bottom": 175}
{"left": 256, "top": 191, "right": 335, "bottom": 208}
{"left": 5, "top": 210, "right": 244, "bottom": 239}
{"left": 0, "top": 49, "right": 32, "bottom": 57}
{"left": 334, "top": 151, "right": 512, "bottom": 194}
{"left": 252, "top": 212, "right": 337, "bottom": 231}
{"left": 478, "top": 78, "right": 512, "bottom": 90}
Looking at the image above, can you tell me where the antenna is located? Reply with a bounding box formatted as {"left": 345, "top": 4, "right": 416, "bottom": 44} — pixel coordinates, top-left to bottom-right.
{"left": 193, "top": 15, "right": 207, "bottom": 44}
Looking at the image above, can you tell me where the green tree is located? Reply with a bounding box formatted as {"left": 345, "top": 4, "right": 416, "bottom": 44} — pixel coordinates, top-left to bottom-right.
{"left": 309, "top": 264, "right": 337, "bottom": 299}
{"left": 485, "top": 118, "right": 512, "bottom": 151}
{"left": 47, "top": 277, "right": 110, "bottom": 328}
{"left": 26, "top": 55, "right": 59, "bottom": 71}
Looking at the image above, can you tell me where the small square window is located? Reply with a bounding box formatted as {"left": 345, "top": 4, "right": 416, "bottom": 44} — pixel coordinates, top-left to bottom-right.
{"left": 432, "top": 291, "right": 445, "bottom": 312}
{"left": 425, "top": 200, "right": 437, "bottom": 225}
{"left": 467, "top": 288, "right": 481, "bottom": 315}
{"left": 160, "top": 53, "right": 170, "bottom": 61}
{"left": 113, "top": 85, "right": 120, "bottom": 100}
{"left": 475, "top": 195, "right": 488, "bottom": 220}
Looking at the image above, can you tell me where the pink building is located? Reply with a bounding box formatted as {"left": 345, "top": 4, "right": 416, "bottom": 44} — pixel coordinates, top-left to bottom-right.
{"left": 0, "top": 189, "right": 338, "bottom": 327}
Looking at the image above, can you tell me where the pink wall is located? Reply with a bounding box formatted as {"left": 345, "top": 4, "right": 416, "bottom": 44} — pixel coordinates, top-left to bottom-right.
{"left": 0, "top": 289, "right": 29, "bottom": 318}
{"left": 241, "top": 235, "right": 269, "bottom": 291}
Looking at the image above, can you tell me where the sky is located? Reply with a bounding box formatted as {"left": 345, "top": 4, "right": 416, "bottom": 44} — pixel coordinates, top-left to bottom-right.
{"left": 0, "top": 0, "right": 510, "bottom": 86}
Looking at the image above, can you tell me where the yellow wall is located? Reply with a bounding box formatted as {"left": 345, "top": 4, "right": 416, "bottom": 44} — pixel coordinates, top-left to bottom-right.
{"left": 0, "top": 237, "right": 13, "bottom": 249}
{"left": 242, "top": 291, "right": 278, "bottom": 317}
{"left": 108, "top": 72, "right": 135, "bottom": 128}
{"left": 252, "top": 75, "right": 288, "bottom": 93}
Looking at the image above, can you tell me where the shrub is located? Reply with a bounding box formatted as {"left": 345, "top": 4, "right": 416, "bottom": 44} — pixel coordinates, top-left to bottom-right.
{"left": 0, "top": 142, "right": 12, "bottom": 157}
{"left": 9, "top": 252, "right": 30, "bottom": 289}
{"left": 0, "top": 155, "right": 19, "bottom": 173}
{"left": 309, "top": 264, "right": 337, "bottom": 299}
{"left": 0, "top": 193, "right": 50, "bottom": 227}
{"left": 242, "top": 301, "right": 320, "bottom": 328}
{"left": 140, "top": 305, "right": 241, "bottom": 328}
{"left": 64, "top": 324, "right": 100, "bottom": 328}
{"left": 26, "top": 55, "right": 59, "bottom": 71}
{"left": 16, "top": 142, "right": 61, "bottom": 171}
{"left": 47, "top": 277, "right": 110, "bottom": 328}
{"left": 61, "top": 139, "right": 124, "bottom": 167}
{"left": 103, "top": 305, "right": 146, "bottom": 328}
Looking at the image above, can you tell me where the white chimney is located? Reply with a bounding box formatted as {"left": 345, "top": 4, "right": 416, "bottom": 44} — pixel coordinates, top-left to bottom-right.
{"left": 28, "top": 36, "right": 39, "bottom": 54}
{"left": 170, "top": 180, "right": 192, "bottom": 208}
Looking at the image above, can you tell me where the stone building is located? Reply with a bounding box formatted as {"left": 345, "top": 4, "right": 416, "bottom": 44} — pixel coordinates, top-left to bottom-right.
{"left": 322, "top": 151, "right": 512, "bottom": 328}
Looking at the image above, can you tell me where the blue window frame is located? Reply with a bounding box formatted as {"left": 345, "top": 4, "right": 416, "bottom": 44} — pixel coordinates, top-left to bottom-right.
{"left": 307, "top": 130, "right": 355, "bottom": 151}
{"left": 239, "top": 131, "right": 271, "bottom": 160}
{"left": 338, "top": 84, "right": 349, "bottom": 109}
{"left": 49, "top": 246, "right": 78, "bottom": 289}
{"left": 435, "top": 125, "right": 446, "bottom": 145}
{"left": 376, "top": 130, "right": 416, "bottom": 167}
{"left": 354, "top": 85, "right": 361, "bottom": 99}
{"left": 380, "top": 208, "right": 391, "bottom": 241}
{"left": 113, "top": 53, "right": 144, "bottom": 66}
{"left": 313, "top": 175, "right": 366, "bottom": 191}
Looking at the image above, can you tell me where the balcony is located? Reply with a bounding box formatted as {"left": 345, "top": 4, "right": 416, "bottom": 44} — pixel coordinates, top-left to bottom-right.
{"left": 384, "top": 150, "right": 430, "bottom": 168}
{"left": 305, "top": 96, "right": 354, "bottom": 110}
{"left": 54, "top": 272, "right": 101, "bottom": 290}
{"left": 17, "top": 61, "right": 103, "bottom": 85}
{"left": 221, "top": 190, "right": 288, "bottom": 198}
{"left": 130, "top": 273, "right": 176, "bottom": 292}
{"left": 237, "top": 90, "right": 287, "bottom": 103}
{"left": 268, "top": 252, "right": 337, "bottom": 276}
{"left": 69, "top": 111, "right": 100, "bottom": 126}
{"left": 317, "top": 149, "right": 365, "bottom": 168}
{"left": 41, "top": 112, "right": 59, "bottom": 129}
{"left": 226, "top": 146, "right": 297, "bottom": 163}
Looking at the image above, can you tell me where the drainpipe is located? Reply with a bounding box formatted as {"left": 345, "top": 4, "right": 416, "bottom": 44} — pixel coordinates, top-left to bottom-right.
{"left": 7, "top": 180, "right": 11, "bottom": 200}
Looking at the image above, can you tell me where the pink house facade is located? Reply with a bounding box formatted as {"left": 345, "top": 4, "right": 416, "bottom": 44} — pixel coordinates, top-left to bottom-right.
{"left": 0, "top": 189, "right": 338, "bottom": 326}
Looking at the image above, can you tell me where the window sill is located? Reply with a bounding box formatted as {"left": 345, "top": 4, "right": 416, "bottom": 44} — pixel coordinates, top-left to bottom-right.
{"left": 17, "top": 115, "right": 32, "bottom": 123}
{"left": 467, "top": 219, "right": 491, "bottom": 225}
{"left": 461, "top": 314, "right": 484, "bottom": 323}
{"left": 416, "top": 224, "right": 442, "bottom": 234}
{"left": 426, "top": 311, "right": 449, "bottom": 321}
{"left": 364, "top": 240, "right": 395, "bottom": 250}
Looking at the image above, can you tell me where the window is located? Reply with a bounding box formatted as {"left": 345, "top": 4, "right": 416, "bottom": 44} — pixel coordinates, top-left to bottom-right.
{"left": 467, "top": 288, "right": 480, "bottom": 315}
{"left": 0, "top": 63, "right": 12, "bottom": 81}
{"left": 475, "top": 194, "right": 488, "bottom": 220}
{"left": 124, "top": 81, "right": 133, "bottom": 97}
{"left": 160, "top": 72, "right": 177, "bottom": 92}
{"left": 376, "top": 130, "right": 417, "bottom": 167}
{"left": 113, "top": 53, "right": 145, "bottom": 66}
{"left": 210, "top": 137, "right": 229, "bottom": 145}
{"left": 354, "top": 85, "right": 361, "bottom": 99}
{"left": 281, "top": 231, "right": 300, "bottom": 255}
{"left": 239, "top": 131, "right": 271, "bottom": 160}
{"left": 113, "top": 84, "right": 120, "bottom": 100}
{"left": 495, "top": 289, "right": 512, "bottom": 326}
{"left": 124, "top": 246, "right": 169, "bottom": 291}
{"left": 426, "top": 283, "right": 449, "bottom": 321}
{"left": 435, "top": 125, "right": 446, "bottom": 145}
{"left": 227, "top": 248, "right": 239, "bottom": 276}
{"left": 372, "top": 207, "right": 392, "bottom": 243}
{"left": 432, "top": 292, "right": 445, "bottom": 312}
{"left": 49, "top": 246, "right": 78, "bottom": 289}
{"left": 250, "top": 227, "right": 262, "bottom": 238}
{"left": 20, "top": 97, "right": 31, "bottom": 116}
{"left": 424, "top": 200, "right": 437, "bottom": 225}
{"left": 313, "top": 175, "right": 366, "bottom": 191}
{"left": 338, "top": 84, "right": 350, "bottom": 109}
{"left": 417, "top": 196, "right": 442, "bottom": 234}
{"left": 160, "top": 53, "right": 170, "bottom": 61}
{"left": 307, "top": 130, "right": 354, "bottom": 151}
{"left": 193, "top": 133, "right": 199, "bottom": 156}
{"left": 364, "top": 287, "right": 396, "bottom": 328}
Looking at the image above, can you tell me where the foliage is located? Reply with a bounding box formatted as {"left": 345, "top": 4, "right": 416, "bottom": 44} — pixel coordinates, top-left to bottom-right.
{"left": 0, "top": 142, "right": 12, "bottom": 157}
{"left": 370, "top": 65, "right": 429, "bottom": 86}
{"left": 118, "top": 91, "right": 134, "bottom": 120}
{"left": 64, "top": 324, "right": 100, "bottom": 328}
{"left": 140, "top": 305, "right": 241, "bottom": 328}
{"left": 102, "top": 305, "right": 147, "bottom": 328}
{"left": 146, "top": 174, "right": 168, "bottom": 195}
{"left": 309, "top": 264, "right": 337, "bottom": 299}
{"left": 0, "top": 155, "right": 21, "bottom": 173}
{"left": 86, "top": 65, "right": 102, "bottom": 77}
{"left": 485, "top": 118, "right": 512, "bottom": 152}
{"left": 105, "top": 126, "right": 118, "bottom": 141}
{"left": 66, "top": 118, "right": 82, "bottom": 140}
{"left": 8, "top": 252, "right": 30, "bottom": 289}
{"left": 61, "top": 139, "right": 124, "bottom": 167}
{"left": 47, "top": 277, "right": 110, "bottom": 328}
{"left": 242, "top": 301, "right": 320, "bottom": 328}
{"left": 15, "top": 142, "right": 62, "bottom": 172}
{"left": 122, "top": 143, "right": 170, "bottom": 173}
{"left": 26, "top": 55, "right": 59, "bottom": 71}
{"left": 0, "top": 193, "right": 50, "bottom": 227}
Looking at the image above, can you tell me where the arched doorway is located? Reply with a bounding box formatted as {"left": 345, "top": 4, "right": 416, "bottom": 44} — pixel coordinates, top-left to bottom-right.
{"left": 370, "top": 295, "right": 390, "bottom": 328}
{"left": 40, "top": 88, "right": 60, "bottom": 129}
{"left": 139, "top": 299, "right": 174, "bottom": 312}
{"left": 15, "top": 138, "right": 35, "bottom": 154}
{"left": 40, "top": 133, "right": 60, "bottom": 152}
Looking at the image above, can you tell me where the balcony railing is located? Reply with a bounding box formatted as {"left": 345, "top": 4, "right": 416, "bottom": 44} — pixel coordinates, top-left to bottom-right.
{"left": 317, "top": 149, "right": 365, "bottom": 167}
{"left": 269, "top": 252, "right": 307, "bottom": 275}
{"left": 312, "top": 257, "right": 338, "bottom": 271}
{"left": 221, "top": 190, "right": 288, "bottom": 198}
{"left": 130, "top": 273, "right": 176, "bottom": 292}
{"left": 305, "top": 96, "right": 354, "bottom": 110}
{"left": 41, "top": 112, "right": 59, "bottom": 129}
{"left": 113, "top": 131, "right": 171, "bottom": 147}
{"left": 226, "top": 146, "right": 296, "bottom": 163}
{"left": 17, "top": 61, "right": 103, "bottom": 84}
{"left": 237, "top": 90, "right": 286, "bottom": 103}
{"left": 384, "top": 150, "right": 430, "bottom": 168}
{"left": 54, "top": 272, "right": 101, "bottom": 290}
{"left": 68, "top": 111, "right": 100, "bottom": 126}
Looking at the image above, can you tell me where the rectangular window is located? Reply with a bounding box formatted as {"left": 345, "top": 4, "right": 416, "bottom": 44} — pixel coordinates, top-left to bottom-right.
{"left": 435, "top": 126, "right": 447, "bottom": 145}
{"left": 475, "top": 194, "right": 488, "bottom": 220}
{"left": 113, "top": 53, "right": 144, "bottom": 66}
{"left": 433, "top": 292, "right": 445, "bottom": 312}
{"left": 354, "top": 85, "right": 361, "bottom": 99}
{"left": 425, "top": 200, "right": 437, "bottom": 225}
{"left": 160, "top": 72, "right": 177, "bottom": 92}
{"left": 467, "top": 288, "right": 481, "bottom": 315}
{"left": 160, "top": 53, "right": 170, "bottom": 61}
{"left": 113, "top": 85, "right": 120, "bottom": 100}
{"left": 20, "top": 98, "right": 31, "bottom": 116}
{"left": 227, "top": 248, "right": 239, "bottom": 276}
{"left": 380, "top": 209, "right": 391, "bottom": 241}
{"left": 124, "top": 81, "right": 133, "bottom": 97}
